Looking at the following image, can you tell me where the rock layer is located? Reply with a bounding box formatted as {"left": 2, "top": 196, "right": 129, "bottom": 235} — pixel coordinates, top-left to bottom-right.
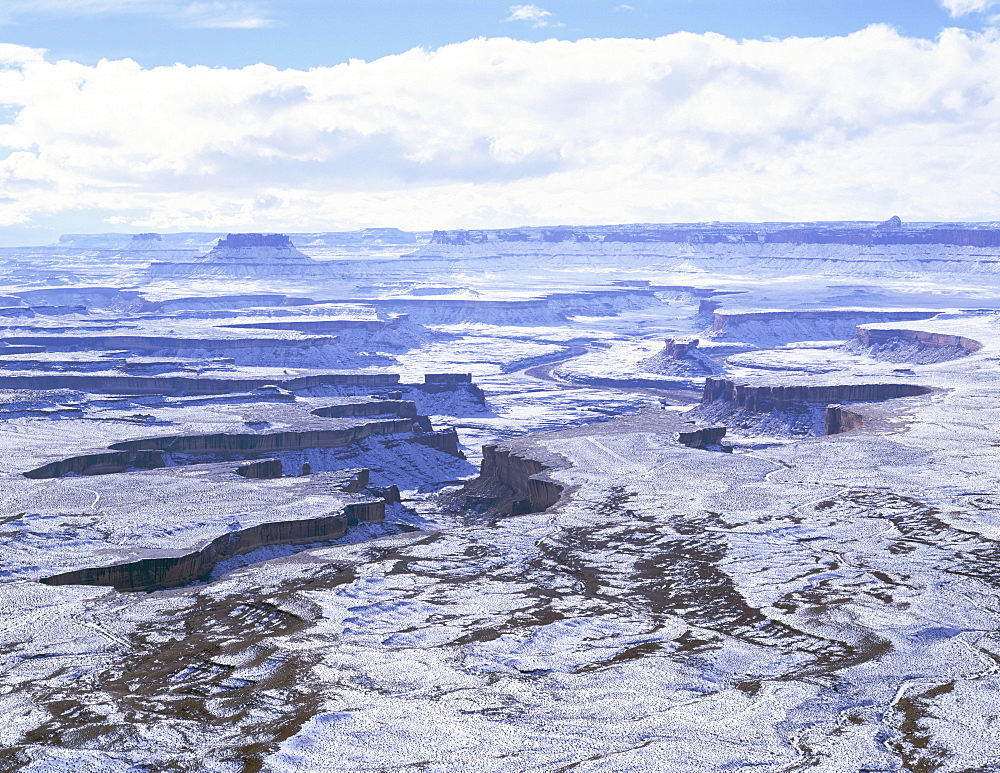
{"left": 40, "top": 500, "right": 383, "bottom": 591}
{"left": 855, "top": 327, "right": 983, "bottom": 353}
{"left": 702, "top": 377, "right": 933, "bottom": 411}
{"left": 478, "top": 444, "right": 564, "bottom": 514}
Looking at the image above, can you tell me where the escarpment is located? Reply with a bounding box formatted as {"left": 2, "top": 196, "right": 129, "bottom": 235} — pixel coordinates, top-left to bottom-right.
{"left": 108, "top": 420, "right": 415, "bottom": 455}
{"left": 23, "top": 450, "right": 166, "bottom": 478}
{"left": 711, "top": 309, "right": 937, "bottom": 335}
{"left": 855, "top": 327, "right": 983, "bottom": 353}
{"left": 474, "top": 444, "right": 565, "bottom": 515}
{"left": 702, "top": 377, "right": 933, "bottom": 412}
{"left": 0, "top": 372, "right": 401, "bottom": 395}
{"left": 39, "top": 500, "right": 383, "bottom": 592}
{"left": 0, "top": 335, "right": 340, "bottom": 352}
{"left": 24, "top": 411, "right": 466, "bottom": 477}
{"left": 311, "top": 400, "right": 418, "bottom": 419}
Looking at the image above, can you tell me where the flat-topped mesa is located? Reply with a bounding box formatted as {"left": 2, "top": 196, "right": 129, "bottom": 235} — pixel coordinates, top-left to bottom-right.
{"left": 128, "top": 232, "right": 164, "bottom": 245}
{"left": 200, "top": 233, "right": 314, "bottom": 263}
{"left": 855, "top": 327, "right": 983, "bottom": 353}
{"left": 702, "top": 377, "right": 933, "bottom": 412}
{"left": 425, "top": 221, "right": 1000, "bottom": 248}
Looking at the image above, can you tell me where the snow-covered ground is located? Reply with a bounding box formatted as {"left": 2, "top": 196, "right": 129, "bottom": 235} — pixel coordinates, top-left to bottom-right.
{"left": 3, "top": 225, "right": 1000, "bottom": 770}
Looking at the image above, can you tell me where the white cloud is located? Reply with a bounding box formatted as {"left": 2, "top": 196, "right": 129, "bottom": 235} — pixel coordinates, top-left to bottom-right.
{"left": 2, "top": 26, "right": 1000, "bottom": 233}
{"left": 178, "top": 2, "right": 274, "bottom": 28}
{"left": 940, "top": 0, "right": 998, "bottom": 16}
{"left": 505, "top": 4, "right": 558, "bottom": 28}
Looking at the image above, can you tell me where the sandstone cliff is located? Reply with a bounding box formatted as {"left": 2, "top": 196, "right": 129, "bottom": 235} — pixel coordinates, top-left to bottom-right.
{"left": 701, "top": 377, "right": 933, "bottom": 412}
{"left": 854, "top": 327, "right": 982, "bottom": 353}
{"left": 39, "top": 500, "right": 383, "bottom": 591}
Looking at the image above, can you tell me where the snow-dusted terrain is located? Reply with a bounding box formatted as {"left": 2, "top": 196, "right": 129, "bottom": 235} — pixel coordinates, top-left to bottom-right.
{"left": 3, "top": 222, "right": 1000, "bottom": 771}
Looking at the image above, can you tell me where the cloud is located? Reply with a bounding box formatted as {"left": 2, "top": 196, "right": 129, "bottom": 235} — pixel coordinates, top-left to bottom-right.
{"left": 178, "top": 2, "right": 275, "bottom": 28}
{"left": 616, "top": 4, "right": 635, "bottom": 11}
{"left": 940, "top": 0, "right": 998, "bottom": 16}
{"left": 505, "top": 4, "right": 558, "bottom": 28}
{"left": 2, "top": 26, "right": 1000, "bottom": 234}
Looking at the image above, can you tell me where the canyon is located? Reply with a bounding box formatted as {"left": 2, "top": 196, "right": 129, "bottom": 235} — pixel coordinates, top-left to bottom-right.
{"left": 2, "top": 224, "right": 1000, "bottom": 772}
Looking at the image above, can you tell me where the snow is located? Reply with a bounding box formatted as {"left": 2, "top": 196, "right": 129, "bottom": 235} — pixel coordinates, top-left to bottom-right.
{"left": 3, "top": 225, "right": 1000, "bottom": 769}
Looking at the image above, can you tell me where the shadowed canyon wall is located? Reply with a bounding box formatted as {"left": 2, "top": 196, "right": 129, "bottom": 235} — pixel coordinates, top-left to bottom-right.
{"left": 40, "top": 501, "right": 383, "bottom": 591}
{"left": 702, "top": 378, "right": 934, "bottom": 412}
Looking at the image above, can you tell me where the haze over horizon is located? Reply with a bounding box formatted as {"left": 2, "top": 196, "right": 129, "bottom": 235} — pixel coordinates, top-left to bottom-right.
{"left": 1, "top": 0, "right": 999, "bottom": 246}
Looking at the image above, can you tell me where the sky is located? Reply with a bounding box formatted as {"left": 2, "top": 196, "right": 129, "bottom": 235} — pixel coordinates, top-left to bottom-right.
{"left": 0, "top": 0, "right": 999, "bottom": 244}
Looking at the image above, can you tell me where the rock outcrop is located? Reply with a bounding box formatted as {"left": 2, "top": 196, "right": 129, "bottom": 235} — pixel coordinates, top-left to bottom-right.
{"left": 311, "top": 400, "right": 418, "bottom": 419}
{"left": 663, "top": 338, "right": 699, "bottom": 359}
{"left": 855, "top": 327, "right": 982, "bottom": 353}
{"left": 426, "top": 222, "right": 1000, "bottom": 248}
{"left": 823, "top": 404, "right": 867, "bottom": 435}
{"left": 0, "top": 372, "right": 400, "bottom": 396}
{"left": 23, "top": 419, "right": 417, "bottom": 478}
{"left": 23, "top": 450, "right": 166, "bottom": 479}
{"left": 411, "top": 428, "right": 464, "bottom": 458}
{"left": 39, "top": 500, "right": 383, "bottom": 591}
{"left": 236, "top": 459, "right": 283, "bottom": 479}
{"left": 1, "top": 334, "right": 339, "bottom": 353}
{"left": 702, "top": 377, "right": 934, "bottom": 411}
{"left": 201, "top": 233, "right": 314, "bottom": 263}
{"left": 477, "top": 444, "right": 564, "bottom": 514}
{"left": 677, "top": 426, "right": 728, "bottom": 450}
{"left": 108, "top": 420, "right": 416, "bottom": 455}
{"left": 711, "top": 310, "right": 937, "bottom": 334}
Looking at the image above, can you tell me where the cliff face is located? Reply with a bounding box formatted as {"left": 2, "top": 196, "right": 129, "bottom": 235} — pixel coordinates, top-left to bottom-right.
{"left": 222, "top": 318, "right": 404, "bottom": 333}
{"left": 23, "top": 450, "right": 165, "bottom": 479}
{"left": 236, "top": 459, "right": 283, "bottom": 479}
{"left": 1, "top": 335, "right": 339, "bottom": 352}
{"left": 311, "top": 400, "right": 418, "bottom": 419}
{"left": 109, "top": 420, "right": 416, "bottom": 454}
{"left": 823, "top": 405, "right": 867, "bottom": 435}
{"left": 478, "top": 444, "right": 563, "bottom": 514}
{"left": 678, "top": 426, "right": 727, "bottom": 449}
{"left": 39, "top": 500, "right": 383, "bottom": 592}
{"left": 411, "top": 428, "right": 464, "bottom": 458}
{"left": 0, "top": 372, "right": 400, "bottom": 396}
{"left": 23, "top": 419, "right": 416, "bottom": 478}
{"left": 855, "top": 327, "right": 983, "bottom": 353}
{"left": 702, "top": 377, "right": 933, "bottom": 412}
{"left": 712, "top": 310, "right": 937, "bottom": 333}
